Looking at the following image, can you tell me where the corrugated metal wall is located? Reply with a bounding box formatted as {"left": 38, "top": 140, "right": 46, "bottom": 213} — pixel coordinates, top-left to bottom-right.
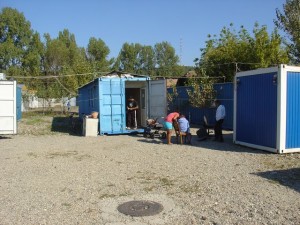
{"left": 99, "top": 79, "right": 125, "bottom": 133}
{"left": 168, "top": 83, "right": 233, "bottom": 130}
{"left": 78, "top": 79, "right": 99, "bottom": 117}
{"left": 236, "top": 73, "right": 277, "bottom": 148}
{"left": 286, "top": 71, "right": 300, "bottom": 148}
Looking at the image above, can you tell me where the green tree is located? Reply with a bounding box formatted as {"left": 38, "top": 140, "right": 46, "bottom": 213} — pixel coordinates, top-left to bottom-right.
{"left": 42, "top": 30, "right": 81, "bottom": 107}
{"left": 87, "top": 37, "right": 112, "bottom": 73}
{"left": 275, "top": 0, "right": 300, "bottom": 63}
{"left": 197, "top": 23, "right": 289, "bottom": 82}
{"left": 115, "top": 42, "right": 142, "bottom": 73}
{"left": 44, "top": 34, "right": 69, "bottom": 76}
{"left": 73, "top": 47, "right": 94, "bottom": 87}
{"left": 137, "top": 45, "right": 156, "bottom": 76}
{"left": 114, "top": 41, "right": 182, "bottom": 77}
{"left": 154, "top": 41, "right": 180, "bottom": 77}
{"left": 186, "top": 78, "right": 216, "bottom": 108}
{"left": 0, "top": 7, "right": 43, "bottom": 84}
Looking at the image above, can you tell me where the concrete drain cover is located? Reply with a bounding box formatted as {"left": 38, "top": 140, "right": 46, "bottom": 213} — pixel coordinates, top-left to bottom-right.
{"left": 117, "top": 200, "right": 163, "bottom": 217}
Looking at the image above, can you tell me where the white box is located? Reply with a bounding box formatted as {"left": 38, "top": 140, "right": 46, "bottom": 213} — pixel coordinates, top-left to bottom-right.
{"left": 82, "top": 118, "right": 98, "bottom": 137}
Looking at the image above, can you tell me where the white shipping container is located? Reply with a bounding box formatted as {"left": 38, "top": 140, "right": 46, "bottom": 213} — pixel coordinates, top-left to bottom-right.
{"left": 0, "top": 80, "right": 17, "bottom": 134}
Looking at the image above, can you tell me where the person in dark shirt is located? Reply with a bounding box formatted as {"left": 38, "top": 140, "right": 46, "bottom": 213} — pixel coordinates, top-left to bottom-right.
{"left": 126, "top": 96, "right": 139, "bottom": 129}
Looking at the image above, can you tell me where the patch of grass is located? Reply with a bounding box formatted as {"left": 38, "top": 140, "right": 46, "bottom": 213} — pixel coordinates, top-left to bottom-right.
{"left": 144, "top": 186, "right": 155, "bottom": 192}
{"left": 119, "top": 191, "right": 132, "bottom": 197}
{"left": 61, "top": 203, "right": 71, "bottom": 207}
{"left": 25, "top": 117, "right": 45, "bottom": 125}
{"left": 47, "top": 151, "right": 78, "bottom": 159}
{"left": 60, "top": 187, "right": 72, "bottom": 192}
{"left": 19, "top": 111, "right": 81, "bottom": 136}
{"left": 136, "top": 171, "right": 176, "bottom": 189}
{"left": 99, "top": 193, "right": 116, "bottom": 199}
{"left": 27, "top": 152, "right": 38, "bottom": 158}
{"left": 139, "top": 180, "right": 152, "bottom": 184}
{"left": 180, "top": 183, "right": 202, "bottom": 193}
{"left": 84, "top": 208, "right": 96, "bottom": 213}
{"left": 75, "top": 154, "right": 92, "bottom": 161}
{"left": 159, "top": 177, "right": 175, "bottom": 187}
{"left": 261, "top": 154, "right": 300, "bottom": 170}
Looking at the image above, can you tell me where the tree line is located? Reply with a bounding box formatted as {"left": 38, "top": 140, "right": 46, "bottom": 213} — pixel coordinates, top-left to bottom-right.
{"left": 0, "top": 0, "right": 299, "bottom": 101}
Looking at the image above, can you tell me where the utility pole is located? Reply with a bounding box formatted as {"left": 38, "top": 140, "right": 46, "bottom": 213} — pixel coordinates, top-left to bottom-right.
{"left": 180, "top": 37, "right": 183, "bottom": 66}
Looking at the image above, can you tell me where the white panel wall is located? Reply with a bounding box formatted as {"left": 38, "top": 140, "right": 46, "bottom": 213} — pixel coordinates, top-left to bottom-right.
{"left": 0, "top": 81, "right": 17, "bottom": 134}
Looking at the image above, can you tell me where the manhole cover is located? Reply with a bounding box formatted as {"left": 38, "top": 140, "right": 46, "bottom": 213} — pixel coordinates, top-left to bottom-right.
{"left": 117, "top": 200, "right": 163, "bottom": 217}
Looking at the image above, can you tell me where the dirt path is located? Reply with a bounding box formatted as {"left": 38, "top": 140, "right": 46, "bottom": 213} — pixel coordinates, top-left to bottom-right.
{"left": 0, "top": 130, "right": 299, "bottom": 225}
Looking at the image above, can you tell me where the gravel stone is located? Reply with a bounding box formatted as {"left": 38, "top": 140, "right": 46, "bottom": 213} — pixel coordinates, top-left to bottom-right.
{"left": 0, "top": 126, "right": 299, "bottom": 224}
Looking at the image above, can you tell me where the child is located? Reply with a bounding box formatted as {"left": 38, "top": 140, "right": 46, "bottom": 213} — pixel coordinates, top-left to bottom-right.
{"left": 178, "top": 114, "right": 192, "bottom": 144}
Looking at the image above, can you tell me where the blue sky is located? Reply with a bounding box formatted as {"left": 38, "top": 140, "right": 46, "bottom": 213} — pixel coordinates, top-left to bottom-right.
{"left": 1, "top": 0, "right": 286, "bottom": 66}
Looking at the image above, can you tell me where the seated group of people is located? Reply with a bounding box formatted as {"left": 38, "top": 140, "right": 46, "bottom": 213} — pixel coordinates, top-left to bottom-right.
{"left": 128, "top": 95, "right": 225, "bottom": 145}
{"left": 163, "top": 100, "right": 225, "bottom": 145}
{"left": 163, "top": 111, "right": 192, "bottom": 145}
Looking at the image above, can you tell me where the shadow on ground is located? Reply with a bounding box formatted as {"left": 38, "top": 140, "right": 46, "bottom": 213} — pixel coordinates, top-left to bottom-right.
{"left": 191, "top": 132, "right": 269, "bottom": 154}
{"left": 0, "top": 136, "right": 12, "bottom": 139}
{"left": 137, "top": 131, "right": 269, "bottom": 155}
{"left": 51, "top": 116, "right": 82, "bottom": 136}
{"left": 253, "top": 168, "right": 300, "bottom": 193}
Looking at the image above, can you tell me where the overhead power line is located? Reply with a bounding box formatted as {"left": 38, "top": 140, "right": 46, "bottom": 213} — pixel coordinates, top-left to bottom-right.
{"left": 5, "top": 62, "right": 278, "bottom": 80}
{"left": 6, "top": 71, "right": 109, "bottom": 79}
{"left": 54, "top": 77, "right": 76, "bottom": 96}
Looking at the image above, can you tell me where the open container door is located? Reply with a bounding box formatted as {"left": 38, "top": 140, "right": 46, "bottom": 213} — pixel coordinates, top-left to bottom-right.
{"left": 99, "top": 78, "right": 125, "bottom": 134}
{"left": 148, "top": 79, "right": 167, "bottom": 119}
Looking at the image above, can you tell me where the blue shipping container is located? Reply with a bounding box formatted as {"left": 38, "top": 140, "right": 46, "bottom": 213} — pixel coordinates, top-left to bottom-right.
{"left": 234, "top": 65, "right": 300, "bottom": 153}
{"left": 78, "top": 72, "right": 167, "bottom": 135}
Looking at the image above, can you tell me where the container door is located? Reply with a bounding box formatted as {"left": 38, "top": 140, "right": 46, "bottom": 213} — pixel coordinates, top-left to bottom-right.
{"left": 140, "top": 88, "right": 147, "bottom": 127}
{"left": 0, "top": 81, "right": 17, "bottom": 134}
{"left": 148, "top": 80, "right": 167, "bottom": 119}
{"left": 235, "top": 73, "right": 277, "bottom": 150}
{"left": 99, "top": 79, "right": 125, "bottom": 134}
{"left": 285, "top": 71, "right": 300, "bottom": 150}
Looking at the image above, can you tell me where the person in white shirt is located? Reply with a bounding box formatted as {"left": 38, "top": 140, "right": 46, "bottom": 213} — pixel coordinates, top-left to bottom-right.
{"left": 214, "top": 100, "right": 226, "bottom": 142}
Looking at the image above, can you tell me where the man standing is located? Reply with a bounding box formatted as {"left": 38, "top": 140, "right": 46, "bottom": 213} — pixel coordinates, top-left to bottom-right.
{"left": 214, "top": 100, "right": 226, "bottom": 142}
{"left": 126, "top": 96, "right": 139, "bottom": 129}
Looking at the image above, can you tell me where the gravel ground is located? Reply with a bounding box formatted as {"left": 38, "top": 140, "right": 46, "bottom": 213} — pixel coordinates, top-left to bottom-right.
{"left": 0, "top": 116, "right": 300, "bottom": 225}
